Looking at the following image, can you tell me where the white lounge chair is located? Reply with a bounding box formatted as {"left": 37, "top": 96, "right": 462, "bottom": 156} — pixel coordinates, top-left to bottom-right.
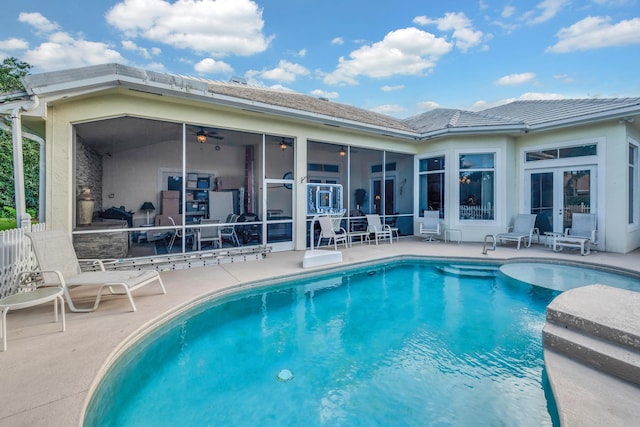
{"left": 366, "top": 214, "right": 393, "bottom": 244}
{"left": 1, "top": 281, "right": 66, "bottom": 351}
{"left": 565, "top": 213, "right": 597, "bottom": 245}
{"left": 418, "top": 211, "right": 441, "bottom": 242}
{"left": 317, "top": 215, "right": 347, "bottom": 250}
{"left": 22, "top": 230, "right": 166, "bottom": 312}
{"left": 496, "top": 214, "right": 539, "bottom": 249}
{"left": 553, "top": 213, "right": 597, "bottom": 255}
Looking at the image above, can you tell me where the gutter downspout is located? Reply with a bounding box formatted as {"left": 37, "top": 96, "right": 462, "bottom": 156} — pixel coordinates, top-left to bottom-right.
{"left": 11, "top": 96, "right": 40, "bottom": 229}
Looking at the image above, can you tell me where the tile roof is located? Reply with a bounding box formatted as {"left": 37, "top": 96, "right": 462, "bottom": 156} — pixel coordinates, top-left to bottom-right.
{"left": 480, "top": 98, "right": 640, "bottom": 126}
{"left": 207, "top": 81, "right": 415, "bottom": 133}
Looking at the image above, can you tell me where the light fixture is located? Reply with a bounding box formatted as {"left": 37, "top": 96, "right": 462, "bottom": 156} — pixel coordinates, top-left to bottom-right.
{"left": 339, "top": 146, "right": 346, "bottom": 157}
{"left": 280, "top": 138, "right": 288, "bottom": 151}
{"left": 196, "top": 130, "right": 207, "bottom": 144}
{"left": 459, "top": 175, "right": 471, "bottom": 184}
{"left": 140, "top": 201, "right": 155, "bottom": 225}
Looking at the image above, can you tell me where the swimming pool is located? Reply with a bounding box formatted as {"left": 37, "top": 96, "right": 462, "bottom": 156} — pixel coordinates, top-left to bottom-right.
{"left": 83, "top": 259, "right": 639, "bottom": 426}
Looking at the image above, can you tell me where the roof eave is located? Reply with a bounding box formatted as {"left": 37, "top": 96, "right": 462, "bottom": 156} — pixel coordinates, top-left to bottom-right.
{"left": 418, "top": 124, "right": 527, "bottom": 140}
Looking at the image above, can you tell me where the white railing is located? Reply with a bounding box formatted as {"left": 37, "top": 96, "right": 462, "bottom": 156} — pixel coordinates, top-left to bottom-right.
{"left": 0, "top": 223, "right": 46, "bottom": 298}
{"left": 459, "top": 205, "right": 494, "bottom": 220}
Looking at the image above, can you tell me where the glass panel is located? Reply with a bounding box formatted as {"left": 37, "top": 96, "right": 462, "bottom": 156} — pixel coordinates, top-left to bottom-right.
{"left": 630, "top": 145, "right": 637, "bottom": 224}
{"left": 459, "top": 171, "right": 494, "bottom": 220}
{"left": 526, "top": 150, "right": 557, "bottom": 161}
{"left": 385, "top": 151, "right": 414, "bottom": 235}
{"left": 559, "top": 144, "right": 597, "bottom": 159}
{"left": 531, "top": 172, "right": 553, "bottom": 234}
{"left": 563, "top": 170, "right": 591, "bottom": 230}
{"left": 265, "top": 135, "right": 294, "bottom": 179}
{"left": 459, "top": 153, "right": 494, "bottom": 170}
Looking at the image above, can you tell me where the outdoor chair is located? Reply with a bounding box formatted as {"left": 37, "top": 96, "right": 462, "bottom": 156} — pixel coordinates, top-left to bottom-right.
{"left": 418, "top": 211, "right": 441, "bottom": 242}
{"left": 495, "top": 214, "right": 539, "bottom": 249}
{"left": 565, "top": 213, "right": 598, "bottom": 245}
{"left": 366, "top": 214, "right": 394, "bottom": 244}
{"left": 220, "top": 214, "right": 240, "bottom": 246}
{"left": 317, "top": 215, "right": 347, "bottom": 250}
{"left": 1, "top": 280, "right": 66, "bottom": 351}
{"left": 197, "top": 218, "right": 222, "bottom": 250}
{"left": 167, "top": 216, "right": 196, "bottom": 252}
{"left": 21, "top": 230, "right": 166, "bottom": 313}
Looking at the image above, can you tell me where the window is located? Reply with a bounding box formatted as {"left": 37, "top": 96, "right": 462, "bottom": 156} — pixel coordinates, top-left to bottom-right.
{"left": 630, "top": 141, "right": 638, "bottom": 225}
{"left": 418, "top": 156, "right": 445, "bottom": 218}
{"left": 459, "top": 153, "right": 494, "bottom": 220}
{"left": 525, "top": 143, "right": 597, "bottom": 162}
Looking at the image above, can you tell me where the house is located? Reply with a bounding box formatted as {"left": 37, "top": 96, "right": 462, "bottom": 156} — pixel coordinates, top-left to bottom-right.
{"left": 2, "top": 63, "right": 640, "bottom": 256}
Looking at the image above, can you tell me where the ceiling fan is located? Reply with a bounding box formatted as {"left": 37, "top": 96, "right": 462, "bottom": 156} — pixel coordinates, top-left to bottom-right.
{"left": 194, "top": 127, "right": 223, "bottom": 143}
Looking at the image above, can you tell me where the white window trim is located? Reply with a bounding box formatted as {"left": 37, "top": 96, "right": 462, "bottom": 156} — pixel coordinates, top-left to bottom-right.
{"left": 454, "top": 148, "right": 501, "bottom": 225}
{"left": 415, "top": 152, "right": 447, "bottom": 218}
{"left": 629, "top": 137, "right": 639, "bottom": 230}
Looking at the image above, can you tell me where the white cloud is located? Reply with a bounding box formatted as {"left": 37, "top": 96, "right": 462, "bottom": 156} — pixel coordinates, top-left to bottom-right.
{"left": 15, "top": 12, "right": 126, "bottom": 71}
{"left": 414, "top": 12, "right": 484, "bottom": 52}
{"left": 495, "top": 72, "right": 536, "bottom": 86}
{"left": 547, "top": 16, "right": 640, "bottom": 53}
{"left": 370, "top": 104, "right": 406, "bottom": 115}
{"left": 331, "top": 37, "right": 344, "bottom": 45}
{"left": 296, "top": 48, "right": 307, "bottom": 57}
{"left": 310, "top": 89, "right": 339, "bottom": 99}
{"left": 250, "top": 60, "right": 310, "bottom": 83}
{"left": 106, "top": 0, "right": 272, "bottom": 57}
{"left": 21, "top": 31, "right": 126, "bottom": 71}
{"left": 194, "top": 57, "right": 233, "bottom": 74}
{"left": 381, "top": 85, "right": 404, "bottom": 92}
{"left": 0, "top": 38, "right": 29, "bottom": 50}
{"left": 553, "top": 73, "right": 574, "bottom": 83}
{"left": 417, "top": 100, "right": 440, "bottom": 111}
{"left": 323, "top": 27, "right": 452, "bottom": 85}
{"left": 523, "top": 0, "right": 570, "bottom": 25}
{"left": 502, "top": 6, "right": 516, "bottom": 18}
{"left": 18, "top": 12, "right": 60, "bottom": 34}
{"left": 121, "top": 40, "right": 159, "bottom": 59}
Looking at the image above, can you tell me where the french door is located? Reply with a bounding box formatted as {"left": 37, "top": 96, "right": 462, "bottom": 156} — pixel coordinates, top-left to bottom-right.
{"left": 528, "top": 166, "right": 595, "bottom": 234}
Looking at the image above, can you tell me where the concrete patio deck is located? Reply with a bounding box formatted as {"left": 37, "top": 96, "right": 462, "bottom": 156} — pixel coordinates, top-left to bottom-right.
{"left": 1, "top": 238, "right": 639, "bottom": 426}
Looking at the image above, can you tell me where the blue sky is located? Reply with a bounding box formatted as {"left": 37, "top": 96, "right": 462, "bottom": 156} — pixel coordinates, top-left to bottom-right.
{"left": 1, "top": 0, "right": 639, "bottom": 117}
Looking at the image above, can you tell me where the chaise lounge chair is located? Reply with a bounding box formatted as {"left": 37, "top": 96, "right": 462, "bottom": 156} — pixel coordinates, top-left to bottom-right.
{"left": 21, "top": 230, "right": 166, "bottom": 312}
{"left": 495, "top": 214, "right": 539, "bottom": 249}
{"left": 553, "top": 213, "right": 597, "bottom": 255}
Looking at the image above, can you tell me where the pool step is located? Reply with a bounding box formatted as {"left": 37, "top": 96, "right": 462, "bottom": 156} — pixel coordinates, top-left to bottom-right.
{"left": 543, "top": 284, "right": 640, "bottom": 386}
{"left": 437, "top": 264, "right": 498, "bottom": 278}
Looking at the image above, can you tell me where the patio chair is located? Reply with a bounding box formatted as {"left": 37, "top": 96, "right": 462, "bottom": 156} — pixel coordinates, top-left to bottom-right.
{"left": 220, "top": 214, "right": 240, "bottom": 246}
{"left": 561, "top": 212, "right": 598, "bottom": 251}
{"left": 418, "top": 211, "right": 441, "bottom": 242}
{"left": 1, "top": 280, "right": 66, "bottom": 351}
{"left": 22, "top": 230, "right": 166, "bottom": 313}
{"left": 197, "top": 218, "right": 222, "bottom": 250}
{"left": 317, "top": 215, "right": 348, "bottom": 250}
{"left": 366, "top": 214, "right": 394, "bottom": 244}
{"left": 167, "top": 216, "right": 196, "bottom": 252}
{"left": 495, "top": 214, "right": 539, "bottom": 249}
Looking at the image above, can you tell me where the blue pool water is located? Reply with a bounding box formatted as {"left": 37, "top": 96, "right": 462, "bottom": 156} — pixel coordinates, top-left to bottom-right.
{"left": 87, "top": 259, "right": 639, "bottom": 426}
